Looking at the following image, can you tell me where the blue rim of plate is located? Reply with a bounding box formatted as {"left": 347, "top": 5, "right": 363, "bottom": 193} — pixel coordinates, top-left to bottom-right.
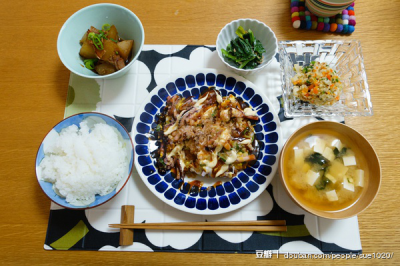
{"left": 133, "top": 69, "right": 282, "bottom": 215}
{"left": 35, "top": 112, "right": 134, "bottom": 210}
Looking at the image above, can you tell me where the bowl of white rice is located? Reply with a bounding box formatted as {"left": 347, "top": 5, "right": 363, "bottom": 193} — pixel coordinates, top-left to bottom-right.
{"left": 35, "top": 112, "right": 134, "bottom": 209}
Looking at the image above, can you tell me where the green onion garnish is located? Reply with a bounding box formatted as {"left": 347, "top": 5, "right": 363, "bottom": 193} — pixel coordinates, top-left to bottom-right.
{"left": 98, "top": 30, "right": 107, "bottom": 39}
{"left": 102, "top": 23, "right": 111, "bottom": 31}
{"left": 83, "top": 59, "right": 98, "bottom": 70}
{"left": 88, "top": 33, "right": 104, "bottom": 50}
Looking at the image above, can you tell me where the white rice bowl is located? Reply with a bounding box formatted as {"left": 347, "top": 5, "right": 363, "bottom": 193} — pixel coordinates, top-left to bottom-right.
{"left": 39, "top": 118, "right": 129, "bottom": 206}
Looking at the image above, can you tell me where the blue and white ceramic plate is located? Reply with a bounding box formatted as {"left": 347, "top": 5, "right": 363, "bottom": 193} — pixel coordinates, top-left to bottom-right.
{"left": 35, "top": 112, "right": 134, "bottom": 209}
{"left": 133, "top": 69, "right": 282, "bottom": 215}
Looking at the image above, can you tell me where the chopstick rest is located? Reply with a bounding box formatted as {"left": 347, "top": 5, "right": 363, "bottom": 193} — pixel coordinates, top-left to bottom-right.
{"left": 119, "top": 205, "right": 135, "bottom": 246}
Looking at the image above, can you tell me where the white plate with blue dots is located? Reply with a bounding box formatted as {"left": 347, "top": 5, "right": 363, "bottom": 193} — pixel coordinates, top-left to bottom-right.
{"left": 133, "top": 68, "right": 282, "bottom": 215}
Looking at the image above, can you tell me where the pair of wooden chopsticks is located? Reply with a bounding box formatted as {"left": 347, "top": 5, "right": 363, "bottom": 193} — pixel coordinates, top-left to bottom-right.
{"left": 114, "top": 206, "right": 287, "bottom": 245}
{"left": 110, "top": 220, "right": 287, "bottom": 232}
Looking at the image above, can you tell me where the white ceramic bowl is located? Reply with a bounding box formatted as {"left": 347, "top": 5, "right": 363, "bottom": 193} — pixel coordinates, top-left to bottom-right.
{"left": 57, "top": 3, "right": 145, "bottom": 79}
{"left": 216, "top": 19, "right": 277, "bottom": 76}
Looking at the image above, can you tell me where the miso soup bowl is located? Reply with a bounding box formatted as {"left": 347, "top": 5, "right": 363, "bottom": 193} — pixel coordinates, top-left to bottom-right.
{"left": 279, "top": 121, "right": 381, "bottom": 219}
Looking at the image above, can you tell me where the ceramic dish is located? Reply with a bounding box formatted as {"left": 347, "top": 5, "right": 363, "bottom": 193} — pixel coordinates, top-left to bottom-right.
{"left": 305, "top": 0, "right": 354, "bottom": 17}
{"left": 279, "top": 121, "right": 381, "bottom": 219}
{"left": 216, "top": 19, "right": 278, "bottom": 76}
{"left": 133, "top": 69, "right": 282, "bottom": 215}
{"left": 35, "top": 112, "right": 134, "bottom": 209}
{"left": 279, "top": 40, "right": 373, "bottom": 117}
{"left": 57, "top": 3, "right": 145, "bottom": 79}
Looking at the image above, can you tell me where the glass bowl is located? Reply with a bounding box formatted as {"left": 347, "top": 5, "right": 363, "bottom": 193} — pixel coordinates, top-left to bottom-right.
{"left": 279, "top": 40, "right": 373, "bottom": 117}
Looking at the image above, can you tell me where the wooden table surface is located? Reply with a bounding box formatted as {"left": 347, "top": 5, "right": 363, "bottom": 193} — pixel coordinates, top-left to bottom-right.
{"left": 1, "top": 0, "right": 399, "bottom": 264}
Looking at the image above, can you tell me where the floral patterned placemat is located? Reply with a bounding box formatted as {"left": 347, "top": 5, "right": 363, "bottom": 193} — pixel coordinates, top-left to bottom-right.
{"left": 44, "top": 45, "right": 362, "bottom": 254}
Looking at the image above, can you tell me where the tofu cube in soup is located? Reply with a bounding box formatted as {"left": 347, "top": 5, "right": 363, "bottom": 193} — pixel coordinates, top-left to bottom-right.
{"left": 326, "top": 190, "right": 339, "bottom": 201}
{"left": 343, "top": 155, "right": 357, "bottom": 166}
{"left": 306, "top": 170, "right": 320, "bottom": 186}
{"left": 294, "top": 148, "right": 304, "bottom": 166}
{"left": 343, "top": 177, "right": 355, "bottom": 192}
{"left": 331, "top": 139, "right": 343, "bottom": 151}
{"left": 322, "top": 147, "right": 335, "bottom": 162}
{"left": 354, "top": 169, "right": 365, "bottom": 187}
{"left": 313, "top": 138, "right": 326, "bottom": 154}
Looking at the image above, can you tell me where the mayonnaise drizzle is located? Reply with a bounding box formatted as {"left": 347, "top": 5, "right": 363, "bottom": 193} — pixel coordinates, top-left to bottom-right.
{"left": 200, "top": 145, "right": 222, "bottom": 174}
{"left": 194, "top": 94, "right": 208, "bottom": 107}
{"left": 239, "top": 139, "right": 252, "bottom": 145}
{"left": 216, "top": 164, "right": 229, "bottom": 177}
{"left": 164, "top": 110, "right": 186, "bottom": 135}
{"left": 216, "top": 93, "right": 222, "bottom": 103}
{"left": 224, "top": 150, "right": 237, "bottom": 164}
{"left": 243, "top": 107, "right": 258, "bottom": 117}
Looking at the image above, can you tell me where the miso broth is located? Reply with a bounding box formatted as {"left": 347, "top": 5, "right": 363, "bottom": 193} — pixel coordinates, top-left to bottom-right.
{"left": 283, "top": 129, "right": 368, "bottom": 212}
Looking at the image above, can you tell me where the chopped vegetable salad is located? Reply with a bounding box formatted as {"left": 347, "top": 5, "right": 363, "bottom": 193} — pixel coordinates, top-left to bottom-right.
{"left": 291, "top": 61, "right": 342, "bottom": 106}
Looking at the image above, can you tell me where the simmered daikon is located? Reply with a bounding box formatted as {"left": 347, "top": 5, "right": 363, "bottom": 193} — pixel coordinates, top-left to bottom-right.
{"left": 79, "top": 24, "right": 134, "bottom": 75}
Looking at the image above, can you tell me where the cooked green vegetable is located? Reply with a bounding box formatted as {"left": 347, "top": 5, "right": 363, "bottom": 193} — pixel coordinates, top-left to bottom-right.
{"left": 315, "top": 175, "right": 331, "bottom": 190}
{"left": 333, "top": 147, "right": 347, "bottom": 158}
{"left": 221, "top": 26, "right": 265, "bottom": 69}
{"left": 83, "top": 58, "right": 98, "bottom": 70}
{"left": 218, "top": 153, "right": 227, "bottom": 162}
{"left": 242, "top": 127, "right": 250, "bottom": 136}
{"left": 154, "top": 124, "right": 162, "bottom": 132}
{"left": 235, "top": 143, "right": 244, "bottom": 153}
{"left": 158, "top": 157, "right": 166, "bottom": 167}
{"left": 305, "top": 152, "right": 329, "bottom": 167}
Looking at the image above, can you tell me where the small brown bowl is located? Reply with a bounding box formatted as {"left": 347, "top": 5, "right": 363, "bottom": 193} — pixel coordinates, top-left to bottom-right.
{"left": 279, "top": 121, "right": 381, "bottom": 219}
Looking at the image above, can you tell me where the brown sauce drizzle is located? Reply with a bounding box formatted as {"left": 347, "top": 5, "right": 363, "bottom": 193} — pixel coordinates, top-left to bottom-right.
{"left": 236, "top": 97, "right": 250, "bottom": 110}
{"left": 150, "top": 86, "right": 260, "bottom": 194}
{"left": 189, "top": 180, "right": 203, "bottom": 187}
{"left": 213, "top": 181, "right": 223, "bottom": 187}
{"left": 187, "top": 180, "right": 203, "bottom": 196}
{"left": 180, "top": 180, "right": 226, "bottom": 195}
